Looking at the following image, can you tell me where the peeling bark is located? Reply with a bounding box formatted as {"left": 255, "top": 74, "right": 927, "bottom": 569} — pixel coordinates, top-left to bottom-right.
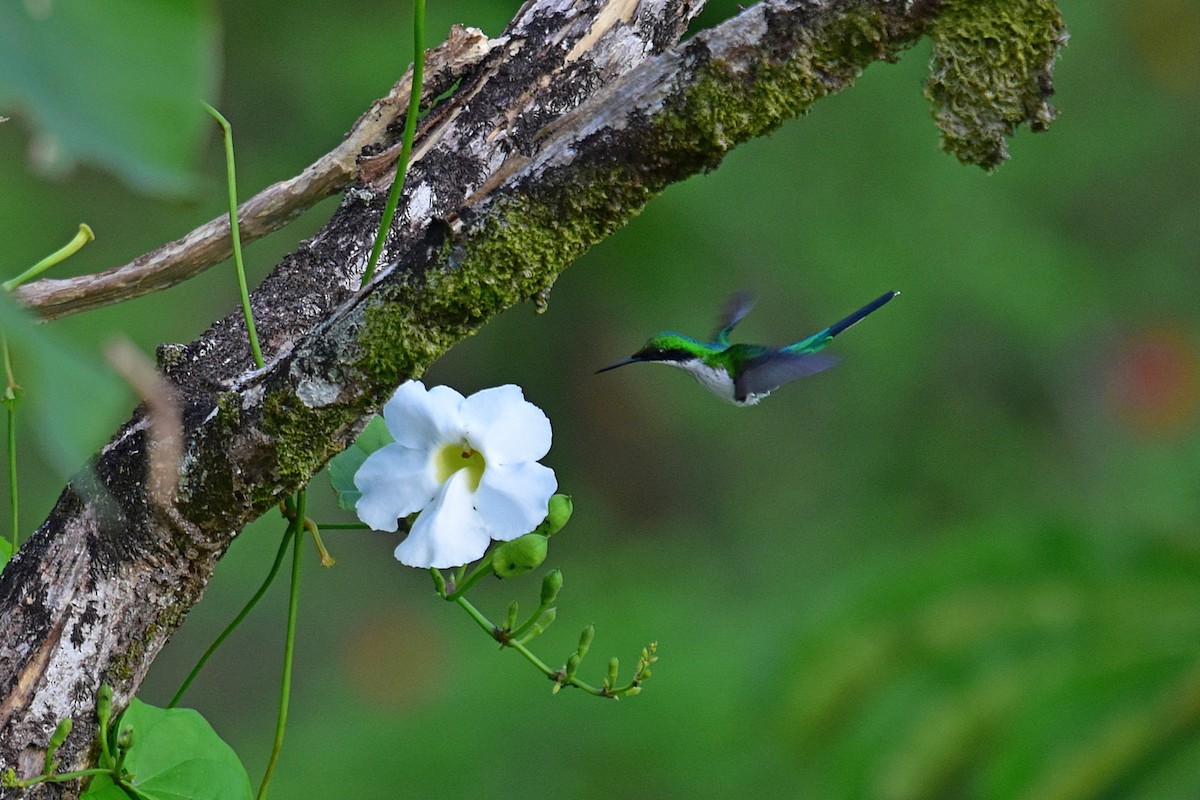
{"left": 0, "top": 0, "right": 1065, "bottom": 795}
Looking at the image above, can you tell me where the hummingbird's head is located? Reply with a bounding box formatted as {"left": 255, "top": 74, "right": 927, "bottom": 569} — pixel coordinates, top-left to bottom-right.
{"left": 595, "top": 332, "right": 704, "bottom": 374}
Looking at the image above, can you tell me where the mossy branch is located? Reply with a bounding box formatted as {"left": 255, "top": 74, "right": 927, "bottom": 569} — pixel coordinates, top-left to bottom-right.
{"left": 0, "top": 0, "right": 1065, "bottom": 792}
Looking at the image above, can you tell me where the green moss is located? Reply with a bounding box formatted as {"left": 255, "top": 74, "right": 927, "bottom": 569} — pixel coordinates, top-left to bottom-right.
{"left": 108, "top": 619, "right": 162, "bottom": 684}
{"left": 110, "top": 594, "right": 192, "bottom": 683}
{"left": 925, "top": 0, "right": 1067, "bottom": 170}
{"left": 214, "top": 392, "right": 240, "bottom": 431}
{"left": 261, "top": 389, "right": 361, "bottom": 493}
{"left": 648, "top": 8, "right": 921, "bottom": 172}
{"left": 154, "top": 343, "right": 187, "bottom": 371}
{"left": 357, "top": 179, "right": 649, "bottom": 387}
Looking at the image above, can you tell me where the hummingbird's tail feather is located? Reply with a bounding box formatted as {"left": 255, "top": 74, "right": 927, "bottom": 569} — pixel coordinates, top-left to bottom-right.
{"left": 786, "top": 290, "right": 899, "bottom": 353}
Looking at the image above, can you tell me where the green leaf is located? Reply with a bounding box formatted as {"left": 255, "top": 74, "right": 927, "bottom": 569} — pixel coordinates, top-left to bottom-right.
{"left": 0, "top": 292, "right": 129, "bottom": 479}
{"left": 327, "top": 416, "right": 393, "bottom": 510}
{"left": 85, "top": 698, "right": 252, "bottom": 800}
{"left": 0, "top": 537, "right": 11, "bottom": 574}
{"left": 0, "top": 0, "right": 219, "bottom": 196}
{"left": 79, "top": 773, "right": 134, "bottom": 800}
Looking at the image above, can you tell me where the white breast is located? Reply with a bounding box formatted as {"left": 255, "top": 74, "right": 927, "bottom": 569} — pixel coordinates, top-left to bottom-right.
{"left": 670, "top": 359, "right": 752, "bottom": 405}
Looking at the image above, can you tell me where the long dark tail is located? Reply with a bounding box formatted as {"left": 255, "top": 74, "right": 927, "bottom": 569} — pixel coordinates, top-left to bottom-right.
{"left": 826, "top": 291, "right": 899, "bottom": 338}
{"left": 787, "top": 291, "right": 899, "bottom": 353}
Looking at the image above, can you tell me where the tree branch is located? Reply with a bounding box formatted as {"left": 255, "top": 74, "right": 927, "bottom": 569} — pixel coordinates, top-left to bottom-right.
{"left": 10, "top": 25, "right": 496, "bottom": 322}
{"left": 0, "top": 0, "right": 1065, "bottom": 794}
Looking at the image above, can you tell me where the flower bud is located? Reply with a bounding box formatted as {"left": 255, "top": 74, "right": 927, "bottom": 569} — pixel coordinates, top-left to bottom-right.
{"left": 492, "top": 533, "right": 548, "bottom": 577}
{"left": 564, "top": 653, "right": 582, "bottom": 680}
{"left": 505, "top": 600, "right": 519, "bottom": 631}
{"left": 541, "top": 494, "right": 573, "bottom": 536}
{"left": 517, "top": 607, "right": 557, "bottom": 644}
{"left": 540, "top": 569, "right": 564, "bottom": 605}
{"left": 48, "top": 717, "right": 73, "bottom": 750}
{"left": 96, "top": 684, "right": 114, "bottom": 731}
{"left": 430, "top": 568, "right": 447, "bottom": 597}
{"left": 577, "top": 624, "right": 595, "bottom": 658}
{"left": 45, "top": 717, "right": 73, "bottom": 773}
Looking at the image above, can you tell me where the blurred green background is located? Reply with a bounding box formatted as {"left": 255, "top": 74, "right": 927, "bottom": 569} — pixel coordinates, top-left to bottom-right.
{"left": 4, "top": 0, "right": 1200, "bottom": 797}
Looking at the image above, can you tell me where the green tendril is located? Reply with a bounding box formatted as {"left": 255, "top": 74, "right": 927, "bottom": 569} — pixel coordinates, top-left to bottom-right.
{"left": 360, "top": 0, "right": 426, "bottom": 287}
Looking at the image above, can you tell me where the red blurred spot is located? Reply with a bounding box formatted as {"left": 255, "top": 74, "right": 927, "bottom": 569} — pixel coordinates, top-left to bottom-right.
{"left": 1106, "top": 328, "right": 1200, "bottom": 435}
{"left": 340, "top": 609, "right": 449, "bottom": 712}
{"left": 1123, "top": 0, "right": 1200, "bottom": 95}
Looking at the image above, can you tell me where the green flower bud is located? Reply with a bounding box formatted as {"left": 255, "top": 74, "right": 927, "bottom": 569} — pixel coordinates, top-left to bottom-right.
{"left": 577, "top": 624, "right": 595, "bottom": 658}
{"left": 607, "top": 657, "right": 619, "bottom": 687}
{"left": 97, "top": 684, "right": 113, "bottom": 723}
{"left": 517, "top": 607, "right": 557, "bottom": 644}
{"left": 505, "top": 600, "right": 520, "bottom": 631}
{"left": 540, "top": 569, "right": 564, "bottom": 605}
{"left": 541, "top": 494, "right": 573, "bottom": 536}
{"left": 564, "top": 653, "right": 582, "bottom": 680}
{"left": 430, "top": 568, "right": 447, "bottom": 597}
{"left": 492, "top": 533, "right": 548, "bottom": 577}
{"left": 47, "top": 717, "right": 73, "bottom": 750}
{"left": 44, "top": 717, "right": 73, "bottom": 773}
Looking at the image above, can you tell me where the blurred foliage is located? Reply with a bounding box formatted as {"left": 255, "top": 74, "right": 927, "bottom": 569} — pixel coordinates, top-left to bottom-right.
{"left": 3, "top": 0, "right": 1200, "bottom": 798}
{"left": 0, "top": 291, "right": 130, "bottom": 479}
{"left": 0, "top": 0, "right": 218, "bottom": 196}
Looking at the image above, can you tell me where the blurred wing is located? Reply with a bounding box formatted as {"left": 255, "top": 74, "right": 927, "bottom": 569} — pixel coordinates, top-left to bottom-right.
{"left": 735, "top": 351, "right": 839, "bottom": 401}
{"left": 712, "top": 291, "right": 756, "bottom": 344}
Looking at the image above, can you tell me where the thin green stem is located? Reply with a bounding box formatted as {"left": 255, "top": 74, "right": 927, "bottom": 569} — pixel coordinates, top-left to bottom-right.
{"left": 508, "top": 598, "right": 553, "bottom": 640}
{"left": 303, "top": 518, "right": 335, "bottom": 567}
{"left": 3, "top": 337, "right": 17, "bottom": 552}
{"left": 453, "top": 594, "right": 499, "bottom": 637}
{"left": 3, "top": 226, "right": 98, "bottom": 551}
{"left": 360, "top": 0, "right": 426, "bottom": 287}
{"left": 168, "top": 526, "right": 296, "bottom": 708}
{"left": 451, "top": 595, "right": 608, "bottom": 696}
{"left": 2, "top": 224, "right": 94, "bottom": 292}
{"left": 7, "top": 767, "right": 114, "bottom": 789}
{"left": 446, "top": 557, "right": 495, "bottom": 600}
{"left": 202, "top": 101, "right": 264, "bottom": 369}
{"left": 258, "top": 490, "right": 306, "bottom": 800}
{"left": 6, "top": 402, "right": 15, "bottom": 552}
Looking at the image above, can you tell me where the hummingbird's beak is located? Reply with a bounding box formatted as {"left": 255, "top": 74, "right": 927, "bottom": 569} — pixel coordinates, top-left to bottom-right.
{"left": 595, "top": 356, "right": 641, "bottom": 375}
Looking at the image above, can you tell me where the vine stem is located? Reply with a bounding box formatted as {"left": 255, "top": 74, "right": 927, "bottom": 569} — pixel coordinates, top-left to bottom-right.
{"left": 360, "top": 0, "right": 426, "bottom": 287}
{"left": 168, "top": 525, "right": 297, "bottom": 708}
{"left": 2, "top": 224, "right": 93, "bottom": 293}
{"left": 3, "top": 224, "right": 96, "bottom": 550}
{"left": 202, "top": 101, "right": 264, "bottom": 369}
{"left": 258, "top": 490, "right": 306, "bottom": 800}
{"left": 451, "top": 594, "right": 609, "bottom": 697}
{"left": 4, "top": 339, "right": 16, "bottom": 553}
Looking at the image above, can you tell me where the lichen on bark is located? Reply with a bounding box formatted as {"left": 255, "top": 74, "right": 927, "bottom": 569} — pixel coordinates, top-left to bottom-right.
{"left": 924, "top": 0, "right": 1067, "bottom": 170}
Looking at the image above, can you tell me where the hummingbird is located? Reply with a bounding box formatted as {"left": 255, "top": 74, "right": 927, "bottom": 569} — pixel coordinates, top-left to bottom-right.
{"left": 596, "top": 290, "right": 899, "bottom": 406}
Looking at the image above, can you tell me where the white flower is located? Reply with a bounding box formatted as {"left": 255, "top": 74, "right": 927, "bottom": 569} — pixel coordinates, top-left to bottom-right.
{"left": 354, "top": 381, "right": 558, "bottom": 568}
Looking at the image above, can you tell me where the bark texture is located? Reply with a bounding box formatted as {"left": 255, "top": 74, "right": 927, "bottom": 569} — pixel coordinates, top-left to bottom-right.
{"left": 0, "top": 0, "right": 1065, "bottom": 794}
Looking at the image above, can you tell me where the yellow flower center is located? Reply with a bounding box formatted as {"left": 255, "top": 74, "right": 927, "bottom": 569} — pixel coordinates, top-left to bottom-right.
{"left": 434, "top": 441, "right": 486, "bottom": 491}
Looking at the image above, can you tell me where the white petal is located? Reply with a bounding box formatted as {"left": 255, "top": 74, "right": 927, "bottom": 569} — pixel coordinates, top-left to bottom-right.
{"left": 354, "top": 444, "right": 437, "bottom": 531}
{"left": 460, "top": 385, "right": 552, "bottom": 464}
{"left": 473, "top": 461, "right": 558, "bottom": 541}
{"left": 394, "top": 471, "right": 491, "bottom": 568}
{"left": 383, "top": 381, "right": 466, "bottom": 450}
